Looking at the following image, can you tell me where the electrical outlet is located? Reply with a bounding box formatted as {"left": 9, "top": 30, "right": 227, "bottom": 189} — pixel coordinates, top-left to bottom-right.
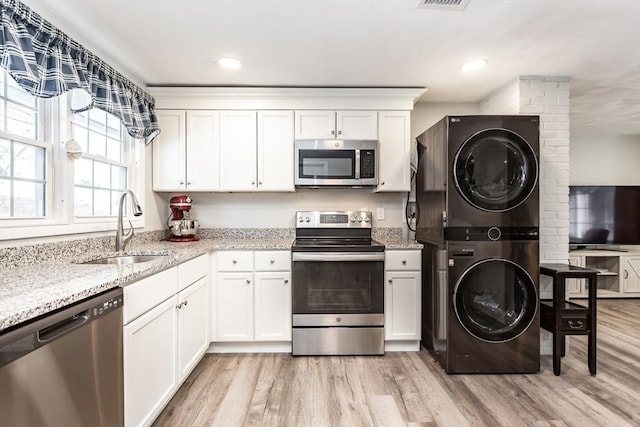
{"left": 407, "top": 202, "right": 418, "bottom": 219}
{"left": 376, "top": 207, "right": 385, "bottom": 220}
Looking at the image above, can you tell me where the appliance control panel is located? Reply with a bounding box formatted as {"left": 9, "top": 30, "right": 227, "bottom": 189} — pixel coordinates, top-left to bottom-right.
{"left": 296, "top": 211, "right": 372, "bottom": 228}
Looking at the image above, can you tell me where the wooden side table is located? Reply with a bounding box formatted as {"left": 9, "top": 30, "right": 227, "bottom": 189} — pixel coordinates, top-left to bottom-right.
{"left": 539, "top": 263, "right": 598, "bottom": 376}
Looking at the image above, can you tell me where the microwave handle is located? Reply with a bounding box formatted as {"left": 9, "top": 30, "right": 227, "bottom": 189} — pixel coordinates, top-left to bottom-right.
{"left": 355, "top": 149, "right": 361, "bottom": 180}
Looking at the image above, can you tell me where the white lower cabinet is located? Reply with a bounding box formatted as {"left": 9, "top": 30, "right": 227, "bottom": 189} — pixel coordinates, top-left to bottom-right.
{"left": 384, "top": 250, "right": 421, "bottom": 347}
{"left": 214, "top": 250, "right": 291, "bottom": 350}
{"left": 123, "top": 254, "right": 209, "bottom": 427}
{"left": 216, "top": 272, "right": 254, "bottom": 341}
{"left": 124, "top": 296, "right": 178, "bottom": 427}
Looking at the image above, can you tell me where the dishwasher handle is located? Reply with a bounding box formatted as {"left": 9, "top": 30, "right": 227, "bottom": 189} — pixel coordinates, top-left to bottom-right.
{"left": 37, "top": 311, "right": 90, "bottom": 343}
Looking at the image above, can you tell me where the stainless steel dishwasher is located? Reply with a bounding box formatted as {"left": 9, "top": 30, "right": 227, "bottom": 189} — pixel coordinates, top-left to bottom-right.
{"left": 0, "top": 287, "right": 124, "bottom": 427}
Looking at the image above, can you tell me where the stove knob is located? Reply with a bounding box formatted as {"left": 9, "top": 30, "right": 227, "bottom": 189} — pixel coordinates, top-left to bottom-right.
{"left": 298, "top": 216, "right": 303, "bottom": 223}
{"left": 305, "top": 216, "right": 310, "bottom": 223}
{"left": 351, "top": 217, "right": 357, "bottom": 222}
{"left": 363, "top": 216, "right": 370, "bottom": 223}
{"left": 358, "top": 217, "right": 363, "bottom": 223}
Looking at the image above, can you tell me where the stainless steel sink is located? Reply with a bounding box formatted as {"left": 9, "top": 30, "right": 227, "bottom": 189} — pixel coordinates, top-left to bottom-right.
{"left": 81, "top": 254, "right": 168, "bottom": 265}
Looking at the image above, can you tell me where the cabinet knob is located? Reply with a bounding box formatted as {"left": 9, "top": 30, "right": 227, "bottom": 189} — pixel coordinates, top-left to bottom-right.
{"left": 284, "top": 279, "right": 289, "bottom": 284}
{"left": 270, "top": 259, "right": 275, "bottom": 264}
{"left": 187, "top": 181, "right": 191, "bottom": 186}
{"left": 179, "top": 180, "right": 184, "bottom": 185}
{"left": 246, "top": 279, "right": 251, "bottom": 284}
{"left": 251, "top": 181, "right": 256, "bottom": 185}
{"left": 331, "top": 130, "right": 335, "bottom": 135}
{"left": 337, "top": 130, "right": 342, "bottom": 135}
{"left": 402, "top": 260, "right": 407, "bottom": 265}
{"left": 232, "top": 260, "right": 237, "bottom": 264}
{"left": 388, "top": 279, "right": 393, "bottom": 284}
{"left": 183, "top": 300, "right": 188, "bottom": 306}
{"left": 381, "top": 182, "right": 385, "bottom": 186}
{"left": 259, "top": 181, "right": 262, "bottom": 185}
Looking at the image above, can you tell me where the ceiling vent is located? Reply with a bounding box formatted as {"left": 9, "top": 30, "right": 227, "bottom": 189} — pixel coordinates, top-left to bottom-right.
{"left": 416, "top": 0, "right": 471, "bottom": 10}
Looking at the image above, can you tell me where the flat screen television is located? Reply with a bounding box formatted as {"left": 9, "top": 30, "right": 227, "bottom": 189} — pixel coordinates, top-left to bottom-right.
{"left": 569, "top": 186, "right": 640, "bottom": 246}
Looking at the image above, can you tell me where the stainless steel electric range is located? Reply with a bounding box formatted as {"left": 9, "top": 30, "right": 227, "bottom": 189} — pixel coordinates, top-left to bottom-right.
{"left": 291, "top": 210, "right": 385, "bottom": 356}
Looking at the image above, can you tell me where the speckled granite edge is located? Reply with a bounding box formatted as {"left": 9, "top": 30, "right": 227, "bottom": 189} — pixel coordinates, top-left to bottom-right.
{"left": 372, "top": 228, "right": 402, "bottom": 240}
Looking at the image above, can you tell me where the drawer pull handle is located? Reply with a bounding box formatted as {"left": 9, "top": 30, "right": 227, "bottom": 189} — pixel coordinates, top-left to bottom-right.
{"left": 624, "top": 269, "right": 629, "bottom": 279}
{"left": 568, "top": 320, "right": 584, "bottom": 329}
{"left": 402, "top": 260, "right": 407, "bottom": 265}
{"left": 270, "top": 259, "right": 275, "bottom": 264}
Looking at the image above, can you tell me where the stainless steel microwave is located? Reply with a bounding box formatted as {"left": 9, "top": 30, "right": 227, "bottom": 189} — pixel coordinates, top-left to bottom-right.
{"left": 295, "top": 139, "right": 378, "bottom": 187}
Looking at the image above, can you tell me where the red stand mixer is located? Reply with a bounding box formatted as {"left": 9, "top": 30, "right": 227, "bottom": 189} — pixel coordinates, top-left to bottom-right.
{"left": 167, "top": 196, "right": 199, "bottom": 242}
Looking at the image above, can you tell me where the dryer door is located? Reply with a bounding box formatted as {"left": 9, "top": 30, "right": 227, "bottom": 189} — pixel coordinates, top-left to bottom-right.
{"left": 453, "top": 129, "right": 538, "bottom": 212}
{"left": 453, "top": 258, "right": 537, "bottom": 342}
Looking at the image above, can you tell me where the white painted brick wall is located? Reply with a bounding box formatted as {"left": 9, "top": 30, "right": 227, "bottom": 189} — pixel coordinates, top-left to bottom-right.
{"left": 479, "top": 76, "right": 571, "bottom": 355}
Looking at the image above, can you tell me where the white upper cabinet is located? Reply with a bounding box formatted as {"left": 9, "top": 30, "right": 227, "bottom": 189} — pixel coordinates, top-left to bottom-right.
{"left": 186, "top": 111, "right": 220, "bottom": 191}
{"left": 257, "top": 110, "right": 295, "bottom": 191}
{"left": 153, "top": 110, "right": 186, "bottom": 191}
{"left": 153, "top": 110, "right": 220, "bottom": 191}
{"left": 295, "top": 110, "right": 377, "bottom": 140}
{"left": 219, "top": 110, "right": 258, "bottom": 191}
{"left": 377, "top": 111, "right": 411, "bottom": 192}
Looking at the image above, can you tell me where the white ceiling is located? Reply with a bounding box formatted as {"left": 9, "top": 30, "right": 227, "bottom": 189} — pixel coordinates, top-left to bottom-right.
{"left": 22, "top": 0, "right": 640, "bottom": 135}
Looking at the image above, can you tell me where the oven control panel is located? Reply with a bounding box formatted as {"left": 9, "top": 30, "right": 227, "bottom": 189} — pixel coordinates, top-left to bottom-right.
{"left": 296, "top": 211, "right": 372, "bottom": 228}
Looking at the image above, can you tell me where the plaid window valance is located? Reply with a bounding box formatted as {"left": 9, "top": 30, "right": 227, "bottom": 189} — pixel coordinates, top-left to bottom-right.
{"left": 0, "top": 0, "right": 159, "bottom": 143}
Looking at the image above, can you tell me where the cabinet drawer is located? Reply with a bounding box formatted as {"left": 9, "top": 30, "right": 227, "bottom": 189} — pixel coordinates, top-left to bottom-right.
{"left": 254, "top": 251, "right": 291, "bottom": 271}
{"left": 562, "top": 316, "right": 589, "bottom": 332}
{"left": 385, "top": 250, "right": 421, "bottom": 270}
{"left": 178, "top": 254, "right": 209, "bottom": 291}
{"left": 217, "top": 251, "right": 254, "bottom": 271}
{"left": 123, "top": 267, "right": 178, "bottom": 324}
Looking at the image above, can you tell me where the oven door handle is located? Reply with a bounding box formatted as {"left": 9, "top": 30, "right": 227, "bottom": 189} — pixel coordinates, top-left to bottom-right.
{"left": 292, "top": 252, "right": 385, "bottom": 262}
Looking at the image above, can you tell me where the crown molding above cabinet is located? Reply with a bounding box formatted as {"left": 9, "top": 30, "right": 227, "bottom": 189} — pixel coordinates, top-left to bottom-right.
{"left": 148, "top": 87, "right": 426, "bottom": 111}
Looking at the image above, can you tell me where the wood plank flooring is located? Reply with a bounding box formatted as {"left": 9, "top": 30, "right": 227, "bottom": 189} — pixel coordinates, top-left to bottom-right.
{"left": 153, "top": 299, "right": 640, "bottom": 427}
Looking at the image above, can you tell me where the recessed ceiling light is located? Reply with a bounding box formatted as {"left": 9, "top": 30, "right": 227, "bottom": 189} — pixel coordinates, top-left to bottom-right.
{"left": 461, "top": 59, "right": 487, "bottom": 72}
{"left": 216, "top": 57, "right": 243, "bottom": 70}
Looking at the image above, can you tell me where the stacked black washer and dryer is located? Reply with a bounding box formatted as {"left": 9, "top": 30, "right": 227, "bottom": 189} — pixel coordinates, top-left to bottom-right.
{"left": 416, "top": 115, "right": 541, "bottom": 374}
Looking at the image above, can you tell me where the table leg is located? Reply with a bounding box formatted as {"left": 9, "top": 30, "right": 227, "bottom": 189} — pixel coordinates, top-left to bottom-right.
{"left": 553, "top": 332, "right": 562, "bottom": 376}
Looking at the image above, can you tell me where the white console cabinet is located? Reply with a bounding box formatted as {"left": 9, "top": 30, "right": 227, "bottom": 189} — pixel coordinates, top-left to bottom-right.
{"left": 384, "top": 250, "right": 421, "bottom": 351}
{"left": 568, "top": 250, "right": 640, "bottom": 298}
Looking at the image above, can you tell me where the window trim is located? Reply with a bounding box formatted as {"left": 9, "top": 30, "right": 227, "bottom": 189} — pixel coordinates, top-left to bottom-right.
{"left": 0, "top": 91, "right": 146, "bottom": 242}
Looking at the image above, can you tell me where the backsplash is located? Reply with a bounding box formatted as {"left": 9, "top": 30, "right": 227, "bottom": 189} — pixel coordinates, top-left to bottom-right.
{"left": 2, "top": 227, "right": 403, "bottom": 269}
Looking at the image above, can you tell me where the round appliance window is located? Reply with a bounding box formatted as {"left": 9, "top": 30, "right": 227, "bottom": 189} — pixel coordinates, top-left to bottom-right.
{"left": 453, "top": 259, "right": 537, "bottom": 343}
{"left": 453, "top": 129, "right": 538, "bottom": 212}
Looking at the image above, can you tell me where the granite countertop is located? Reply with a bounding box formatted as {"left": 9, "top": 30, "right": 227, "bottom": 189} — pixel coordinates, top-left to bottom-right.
{"left": 0, "top": 237, "right": 293, "bottom": 333}
{"left": 0, "top": 233, "right": 419, "bottom": 333}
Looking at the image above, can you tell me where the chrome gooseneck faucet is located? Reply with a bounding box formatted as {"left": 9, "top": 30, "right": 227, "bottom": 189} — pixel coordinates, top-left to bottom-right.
{"left": 115, "top": 190, "right": 143, "bottom": 251}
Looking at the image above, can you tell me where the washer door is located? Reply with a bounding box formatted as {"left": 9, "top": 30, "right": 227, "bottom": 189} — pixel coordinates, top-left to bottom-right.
{"left": 454, "top": 129, "right": 538, "bottom": 212}
{"left": 454, "top": 259, "right": 537, "bottom": 343}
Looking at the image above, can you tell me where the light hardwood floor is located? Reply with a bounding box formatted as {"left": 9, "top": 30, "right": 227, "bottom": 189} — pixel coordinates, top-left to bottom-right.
{"left": 154, "top": 299, "right": 640, "bottom": 427}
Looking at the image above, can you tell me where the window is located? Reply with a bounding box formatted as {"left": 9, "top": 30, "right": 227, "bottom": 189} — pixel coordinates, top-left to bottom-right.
{"left": 71, "top": 109, "right": 130, "bottom": 217}
{"left": 0, "top": 70, "right": 47, "bottom": 218}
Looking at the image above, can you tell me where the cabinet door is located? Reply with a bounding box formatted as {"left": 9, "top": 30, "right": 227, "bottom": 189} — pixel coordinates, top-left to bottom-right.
{"left": 377, "top": 111, "right": 411, "bottom": 192}
{"left": 219, "top": 111, "right": 257, "bottom": 191}
{"left": 385, "top": 271, "right": 421, "bottom": 340}
{"left": 623, "top": 256, "right": 640, "bottom": 293}
{"left": 567, "top": 255, "right": 585, "bottom": 296}
{"left": 124, "top": 296, "right": 178, "bottom": 427}
{"left": 186, "top": 111, "right": 220, "bottom": 191}
{"left": 216, "top": 272, "right": 254, "bottom": 341}
{"left": 153, "top": 110, "right": 186, "bottom": 191}
{"left": 336, "top": 110, "right": 378, "bottom": 140}
{"left": 257, "top": 110, "right": 295, "bottom": 191}
{"left": 254, "top": 272, "right": 292, "bottom": 341}
{"left": 177, "top": 277, "right": 209, "bottom": 382}
{"left": 294, "top": 110, "right": 336, "bottom": 139}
